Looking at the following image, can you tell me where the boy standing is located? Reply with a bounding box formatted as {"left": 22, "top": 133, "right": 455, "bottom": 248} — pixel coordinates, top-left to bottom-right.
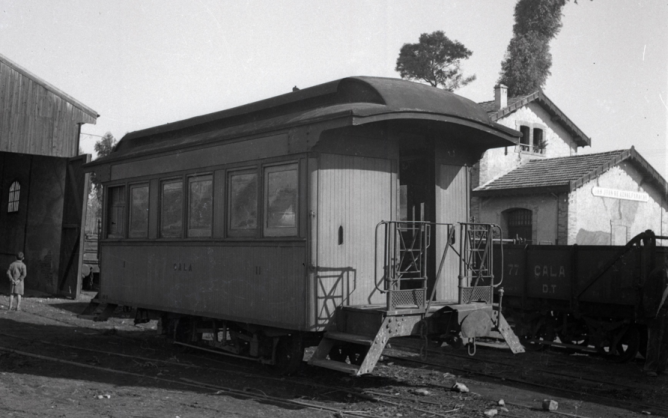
{"left": 7, "top": 252, "right": 26, "bottom": 311}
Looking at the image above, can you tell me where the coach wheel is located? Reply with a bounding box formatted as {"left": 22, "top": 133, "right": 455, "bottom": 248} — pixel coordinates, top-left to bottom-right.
{"left": 328, "top": 344, "right": 348, "bottom": 362}
{"left": 173, "top": 317, "right": 193, "bottom": 343}
{"left": 604, "top": 325, "right": 640, "bottom": 363}
{"left": 273, "top": 334, "right": 304, "bottom": 375}
{"left": 342, "top": 345, "right": 368, "bottom": 366}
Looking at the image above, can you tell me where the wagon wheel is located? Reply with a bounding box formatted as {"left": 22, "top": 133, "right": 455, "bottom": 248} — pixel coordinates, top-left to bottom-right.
{"left": 521, "top": 313, "right": 556, "bottom": 351}
{"left": 273, "top": 334, "right": 304, "bottom": 375}
{"left": 556, "top": 314, "right": 589, "bottom": 350}
{"left": 603, "top": 325, "right": 640, "bottom": 363}
{"left": 638, "top": 325, "right": 648, "bottom": 359}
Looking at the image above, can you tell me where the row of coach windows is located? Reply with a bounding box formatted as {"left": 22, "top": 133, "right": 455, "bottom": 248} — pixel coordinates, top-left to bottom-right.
{"left": 106, "top": 163, "right": 298, "bottom": 239}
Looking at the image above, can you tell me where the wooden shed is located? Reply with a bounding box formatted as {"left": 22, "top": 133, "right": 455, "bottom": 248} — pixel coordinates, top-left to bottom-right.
{"left": 0, "top": 53, "right": 98, "bottom": 297}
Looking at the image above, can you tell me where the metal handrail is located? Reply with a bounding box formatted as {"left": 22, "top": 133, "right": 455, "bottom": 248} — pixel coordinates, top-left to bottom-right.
{"left": 374, "top": 221, "right": 456, "bottom": 311}
{"left": 457, "top": 223, "right": 504, "bottom": 305}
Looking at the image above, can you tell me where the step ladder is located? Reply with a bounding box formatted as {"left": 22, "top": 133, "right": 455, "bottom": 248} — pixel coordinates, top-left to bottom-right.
{"left": 309, "top": 312, "right": 424, "bottom": 376}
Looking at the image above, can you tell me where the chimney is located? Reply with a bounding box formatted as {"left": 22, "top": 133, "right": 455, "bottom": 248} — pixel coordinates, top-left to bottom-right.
{"left": 494, "top": 84, "right": 507, "bottom": 110}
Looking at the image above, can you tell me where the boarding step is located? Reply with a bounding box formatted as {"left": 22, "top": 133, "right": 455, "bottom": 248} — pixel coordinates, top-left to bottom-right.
{"left": 79, "top": 294, "right": 100, "bottom": 316}
{"left": 325, "top": 332, "right": 374, "bottom": 346}
{"left": 309, "top": 358, "right": 360, "bottom": 374}
{"left": 310, "top": 312, "right": 425, "bottom": 376}
{"left": 494, "top": 311, "right": 525, "bottom": 354}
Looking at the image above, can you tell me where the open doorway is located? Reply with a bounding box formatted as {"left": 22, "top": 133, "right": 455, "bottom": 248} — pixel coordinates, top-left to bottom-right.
{"left": 398, "top": 152, "right": 436, "bottom": 292}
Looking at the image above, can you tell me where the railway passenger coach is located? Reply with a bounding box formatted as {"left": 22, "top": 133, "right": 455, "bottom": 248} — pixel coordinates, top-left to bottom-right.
{"left": 84, "top": 77, "right": 524, "bottom": 375}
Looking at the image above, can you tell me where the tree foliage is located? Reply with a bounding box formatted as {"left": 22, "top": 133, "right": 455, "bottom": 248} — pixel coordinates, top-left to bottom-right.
{"left": 396, "top": 31, "right": 476, "bottom": 92}
{"left": 94, "top": 132, "right": 117, "bottom": 160}
{"left": 91, "top": 132, "right": 117, "bottom": 207}
{"left": 498, "top": 0, "right": 569, "bottom": 96}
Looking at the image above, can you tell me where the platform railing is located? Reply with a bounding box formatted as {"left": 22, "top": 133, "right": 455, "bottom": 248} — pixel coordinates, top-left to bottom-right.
{"left": 375, "top": 221, "right": 456, "bottom": 312}
{"left": 458, "top": 223, "right": 504, "bottom": 304}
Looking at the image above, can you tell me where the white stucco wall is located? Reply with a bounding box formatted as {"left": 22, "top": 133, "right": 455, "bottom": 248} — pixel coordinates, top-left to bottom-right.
{"left": 571, "top": 162, "right": 668, "bottom": 245}
{"left": 474, "top": 193, "right": 560, "bottom": 244}
{"left": 476, "top": 102, "right": 580, "bottom": 187}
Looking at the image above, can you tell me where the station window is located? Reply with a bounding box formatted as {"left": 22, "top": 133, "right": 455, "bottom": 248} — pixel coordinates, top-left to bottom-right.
{"left": 129, "top": 184, "right": 149, "bottom": 238}
{"left": 264, "top": 163, "right": 298, "bottom": 236}
{"left": 228, "top": 170, "right": 258, "bottom": 234}
{"left": 161, "top": 180, "right": 183, "bottom": 238}
{"left": 107, "top": 186, "right": 126, "bottom": 238}
{"left": 516, "top": 123, "right": 547, "bottom": 155}
{"left": 533, "top": 128, "right": 545, "bottom": 154}
{"left": 188, "top": 175, "right": 213, "bottom": 237}
{"left": 7, "top": 181, "right": 20, "bottom": 213}
{"left": 519, "top": 126, "right": 531, "bottom": 152}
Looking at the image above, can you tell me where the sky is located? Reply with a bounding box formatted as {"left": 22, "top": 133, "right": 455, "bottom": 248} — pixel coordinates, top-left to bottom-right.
{"left": 0, "top": 0, "right": 666, "bottom": 175}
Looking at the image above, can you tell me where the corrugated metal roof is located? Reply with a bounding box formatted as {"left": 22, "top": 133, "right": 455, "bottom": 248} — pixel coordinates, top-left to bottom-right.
{"left": 472, "top": 148, "right": 668, "bottom": 196}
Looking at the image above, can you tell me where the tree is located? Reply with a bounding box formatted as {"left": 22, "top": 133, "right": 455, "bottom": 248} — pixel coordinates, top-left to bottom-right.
{"left": 395, "top": 31, "right": 476, "bottom": 92}
{"left": 90, "top": 132, "right": 117, "bottom": 212}
{"left": 498, "top": 0, "right": 569, "bottom": 96}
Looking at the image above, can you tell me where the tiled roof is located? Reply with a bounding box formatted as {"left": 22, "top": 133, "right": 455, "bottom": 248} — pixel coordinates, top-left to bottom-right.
{"left": 473, "top": 148, "right": 668, "bottom": 196}
{"left": 479, "top": 95, "right": 529, "bottom": 114}
{"left": 478, "top": 90, "right": 590, "bottom": 147}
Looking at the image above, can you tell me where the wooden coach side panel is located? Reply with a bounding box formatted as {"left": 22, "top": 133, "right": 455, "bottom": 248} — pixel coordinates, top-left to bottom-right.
{"left": 314, "top": 153, "right": 395, "bottom": 326}
{"left": 100, "top": 243, "right": 308, "bottom": 330}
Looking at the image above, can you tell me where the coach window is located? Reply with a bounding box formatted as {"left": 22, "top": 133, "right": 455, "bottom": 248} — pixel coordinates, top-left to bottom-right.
{"left": 264, "top": 163, "right": 298, "bottom": 237}
{"left": 107, "top": 186, "right": 126, "bottom": 238}
{"left": 129, "top": 184, "right": 149, "bottom": 238}
{"left": 161, "top": 179, "right": 183, "bottom": 238}
{"left": 7, "top": 181, "right": 20, "bottom": 213}
{"left": 228, "top": 170, "right": 258, "bottom": 235}
{"left": 188, "top": 175, "right": 213, "bottom": 237}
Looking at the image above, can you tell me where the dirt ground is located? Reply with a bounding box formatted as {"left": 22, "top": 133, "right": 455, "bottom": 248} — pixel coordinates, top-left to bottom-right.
{"left": 0, "top": 287, "right": 665, "bottom": 418}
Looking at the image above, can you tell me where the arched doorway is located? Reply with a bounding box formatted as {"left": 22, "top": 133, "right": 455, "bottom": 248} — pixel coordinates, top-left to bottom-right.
{"left": 503, "top": 208, "right": 532, "bottom": 243}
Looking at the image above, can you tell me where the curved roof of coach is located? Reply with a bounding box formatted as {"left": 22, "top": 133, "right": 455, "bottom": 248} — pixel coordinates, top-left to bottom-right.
{"left": 88, "top": 76, "right": 519, "bottom": 166}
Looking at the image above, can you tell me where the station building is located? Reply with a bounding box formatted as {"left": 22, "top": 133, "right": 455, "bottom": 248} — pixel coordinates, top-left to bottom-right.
{"left": 0, "top": 53, "right": 98, "bottom": 296}
{"left": 472, "top": 85, "right": 668, "bottom": 245}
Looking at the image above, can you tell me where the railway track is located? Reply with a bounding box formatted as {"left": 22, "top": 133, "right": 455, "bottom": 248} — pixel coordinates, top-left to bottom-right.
{"left": 383, "top": 340, "right": 668, "bottom": 417}
{"left": 3, "top": 305, "right": 666, "bottom": 417}
{"left": 0, "top": 326, "right": 658, "bottom": 418}
{"left": 0, "top": 329, "right": 486, "bottom": 418}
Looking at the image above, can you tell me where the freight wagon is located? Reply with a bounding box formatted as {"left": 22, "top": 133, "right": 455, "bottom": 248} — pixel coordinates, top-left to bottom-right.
{"left": 84, "top": 76, "right": 525, "bottom": 375}
{"left": 492, "top": 230, "right": 667, "bottom": 362}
